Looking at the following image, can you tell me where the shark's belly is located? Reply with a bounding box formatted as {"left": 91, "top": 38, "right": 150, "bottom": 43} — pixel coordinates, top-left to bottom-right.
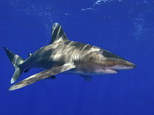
{"left": 65, "top": 63, "right": 117, "bottom": 75}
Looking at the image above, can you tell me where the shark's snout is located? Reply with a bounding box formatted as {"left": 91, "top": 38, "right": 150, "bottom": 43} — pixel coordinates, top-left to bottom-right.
{"left": 105, "top": 58, "right": 136, "bottom": 70}
{"left": 125, "top": 61, "right": 136, "bottom": 68}
{"left": 101, "top": 50, "right": 136, "bottom": 70}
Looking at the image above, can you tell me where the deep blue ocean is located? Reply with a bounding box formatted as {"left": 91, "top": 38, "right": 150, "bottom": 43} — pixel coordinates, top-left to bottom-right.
{"left": 0, "top": 0, "right": 154, "bottom": 115}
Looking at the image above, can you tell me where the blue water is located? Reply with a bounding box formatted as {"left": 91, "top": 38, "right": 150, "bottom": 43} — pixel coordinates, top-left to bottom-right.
{"left": 0, "top": 0, "right": 154, "bottom": 115}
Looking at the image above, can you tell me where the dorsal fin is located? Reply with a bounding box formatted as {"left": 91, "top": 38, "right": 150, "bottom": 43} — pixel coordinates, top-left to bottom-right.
{"left": 50, "top": 23, "right": 68, "bottom": 44}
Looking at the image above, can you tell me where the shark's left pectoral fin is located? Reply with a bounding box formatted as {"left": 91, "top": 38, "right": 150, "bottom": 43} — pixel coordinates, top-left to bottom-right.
{"left": 9, "top": 63, "right": 75, "bottom": 91}
{"left": 81, "top": 75, "right": 92, "bottom": 81}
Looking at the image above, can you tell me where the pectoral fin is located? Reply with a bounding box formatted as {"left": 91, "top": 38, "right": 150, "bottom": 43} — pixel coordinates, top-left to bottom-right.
{"left": 80, "top": 75, "right": 92, "bottom": 81}
{"left": 9, "top": 63, "right": 75, "bottom": 91}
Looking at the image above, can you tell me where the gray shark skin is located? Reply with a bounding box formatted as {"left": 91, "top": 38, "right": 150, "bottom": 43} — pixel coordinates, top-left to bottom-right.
{"left": 4, "top": 23, "right": 136, "bottom": 91}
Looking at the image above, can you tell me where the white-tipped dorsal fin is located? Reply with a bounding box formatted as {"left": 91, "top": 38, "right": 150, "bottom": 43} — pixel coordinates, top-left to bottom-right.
{"left": 50, "top": 23, "right": 68, "bottom": 44}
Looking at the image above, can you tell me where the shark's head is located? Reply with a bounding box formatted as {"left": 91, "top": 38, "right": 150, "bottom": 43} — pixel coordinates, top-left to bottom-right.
{"left": 101, "top": 50, "right": 136, "bottom": 71}
{"left": 84, "top": 49, "right": 136, "bottom": 74}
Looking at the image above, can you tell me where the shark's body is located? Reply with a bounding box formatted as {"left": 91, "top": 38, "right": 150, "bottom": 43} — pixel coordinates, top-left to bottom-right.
{"left": 4, "top": 23, "right": 135, "bottom": 91}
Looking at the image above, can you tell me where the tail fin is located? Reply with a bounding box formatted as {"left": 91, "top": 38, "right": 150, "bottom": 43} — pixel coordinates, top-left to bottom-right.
{"left": 3, "top": 47, "right": 25, "bottom": 84}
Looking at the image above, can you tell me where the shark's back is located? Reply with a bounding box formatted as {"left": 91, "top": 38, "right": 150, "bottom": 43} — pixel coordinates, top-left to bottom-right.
{"left": 23, "top": 39, "right": 101, "bottom": 69}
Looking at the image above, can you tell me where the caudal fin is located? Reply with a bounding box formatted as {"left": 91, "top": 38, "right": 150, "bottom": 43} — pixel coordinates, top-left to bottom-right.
{"left": 3, "top": 47, "right": 25, "bottom": 84}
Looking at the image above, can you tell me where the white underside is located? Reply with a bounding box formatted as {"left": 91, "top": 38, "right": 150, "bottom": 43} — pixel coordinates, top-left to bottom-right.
{"left": 64, "top": 68, "right": 118, "bottom": 75}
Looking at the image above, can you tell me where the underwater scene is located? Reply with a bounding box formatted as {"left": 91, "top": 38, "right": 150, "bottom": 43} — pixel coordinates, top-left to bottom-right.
{"left": 0, "top": 0, "right": 154, "bottom": 115}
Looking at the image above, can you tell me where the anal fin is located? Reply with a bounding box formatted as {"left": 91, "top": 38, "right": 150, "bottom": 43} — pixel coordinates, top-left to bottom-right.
{"left": 80, "top": 75, "right": 92, "bottom": 81}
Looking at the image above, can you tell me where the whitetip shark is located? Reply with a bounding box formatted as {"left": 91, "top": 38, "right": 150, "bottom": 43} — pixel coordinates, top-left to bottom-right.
{"left": 3, "top": 23, "right": 136, "bottom": 91}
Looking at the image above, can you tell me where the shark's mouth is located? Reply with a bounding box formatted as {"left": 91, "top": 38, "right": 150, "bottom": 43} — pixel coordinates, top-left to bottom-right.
{"left": 97, "top": 65, "right": 135, "bottom": 74}
{"left": 97, "top": 68, "right": 118, "bottom": 74}
{"left": 107, "top": 65, "right": 136, "bottom": 70}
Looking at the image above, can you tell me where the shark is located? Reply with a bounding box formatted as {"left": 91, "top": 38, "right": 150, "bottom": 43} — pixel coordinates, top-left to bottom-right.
{"left": 3, "top": 23, "right": 136, "bottom": 91}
